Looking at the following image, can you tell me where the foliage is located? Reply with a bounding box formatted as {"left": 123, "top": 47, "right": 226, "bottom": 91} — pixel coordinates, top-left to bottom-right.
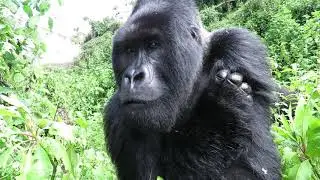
{"left": 0, "top": 0, "right": 52, "bottom": 91}
{"left": 43, "top": 32, "right": 115, "bottom": 150}
{"left": 0, "top": 0, "right": 117, "bottom": 179}
{"left": 272, "top": 78, "right": 320, "bottom": 179}
{"left": 0, "top": 93, "right": 116, "bottom": 179}
{"left": 84, "top": 17, "right": 121, "bottom": 42}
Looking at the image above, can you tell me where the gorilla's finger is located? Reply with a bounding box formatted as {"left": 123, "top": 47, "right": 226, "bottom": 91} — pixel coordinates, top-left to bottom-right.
{"left": 240, "top": 82, "right": 252, "bottom": 94}
{"left": 229, "top": 72, "right": 243, "bottom": 86}
{"left": 246, "top": 95, "right": 253, "bottom": 104}
{"left": 215, "top": 69, "right": 229, "bottom": 83}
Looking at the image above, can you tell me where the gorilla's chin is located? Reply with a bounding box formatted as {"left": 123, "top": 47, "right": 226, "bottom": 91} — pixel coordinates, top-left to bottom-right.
{"left": 122, "top": 99, "right": 147, "bottom": 106}
{"left": 120, "top": 98, "right": 176, "bottom": 132}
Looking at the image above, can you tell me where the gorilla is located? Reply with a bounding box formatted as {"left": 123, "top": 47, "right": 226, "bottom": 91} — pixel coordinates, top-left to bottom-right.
{"left": 104, "top": 0, "right": 281, "bottom": 179}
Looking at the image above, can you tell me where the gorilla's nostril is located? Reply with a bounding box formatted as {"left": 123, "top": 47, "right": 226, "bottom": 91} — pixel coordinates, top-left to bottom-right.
{"left": 134, "top": 72, "right": 145, "bottom": 82}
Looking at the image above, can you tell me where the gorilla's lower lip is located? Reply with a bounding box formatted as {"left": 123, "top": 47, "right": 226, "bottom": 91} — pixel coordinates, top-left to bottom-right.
{"left": 123, "top": 100, "right": 146, "bottom": 105}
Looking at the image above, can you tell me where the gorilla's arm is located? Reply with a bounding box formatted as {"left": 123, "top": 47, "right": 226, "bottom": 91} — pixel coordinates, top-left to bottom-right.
{"left": 204, "top": 28, "right": 275, "bottom": 113}
{"left": 205, "top": 28, "right": 274, "bottom": 97}
{"left": 203, "top": 28, "right": 279, "bottom": 179}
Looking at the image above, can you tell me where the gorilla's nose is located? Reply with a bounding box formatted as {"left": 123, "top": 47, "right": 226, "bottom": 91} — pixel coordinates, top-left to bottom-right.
{"left": 123, "top": 66, "right": 149, "bottom": 89}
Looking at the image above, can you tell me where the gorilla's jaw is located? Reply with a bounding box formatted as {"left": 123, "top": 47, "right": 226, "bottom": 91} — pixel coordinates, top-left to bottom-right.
{"left": 117, "top": 94, "right": 179, "bottom": 132}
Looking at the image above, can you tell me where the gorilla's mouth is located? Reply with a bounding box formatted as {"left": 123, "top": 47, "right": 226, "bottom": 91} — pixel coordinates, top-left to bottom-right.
{"left": 123, "top": 99, "right": 146, "bottom": 105}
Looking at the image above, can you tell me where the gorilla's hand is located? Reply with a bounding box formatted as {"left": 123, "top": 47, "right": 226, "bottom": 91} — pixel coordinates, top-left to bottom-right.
{"left": 208, "top": 60, "right": 254, "bottom": 114}
{"left": 215, "top": 69, "right": 253, "bottom": 103}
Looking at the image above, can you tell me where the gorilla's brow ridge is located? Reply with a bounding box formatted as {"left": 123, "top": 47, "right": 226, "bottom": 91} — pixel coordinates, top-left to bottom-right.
{"left": 114, "top": 27, "right": 163, "bottom": 45}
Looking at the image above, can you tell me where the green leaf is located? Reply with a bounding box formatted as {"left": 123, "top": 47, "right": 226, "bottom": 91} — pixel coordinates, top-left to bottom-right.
{"left": 306, "top": 119, "right": 320, "bottom": 157}
{"left": 50, "top": 122, "right": 74, "bottom": 141}
{"left": 13, "top": 73, "right": 25, "bottom": 83}
{"left": 282, "top": 147, "right": 300, "bottom": 165}
{"left": 296, "top": 160, "right": 313, "bottom": 180}
{"left": 157, "top": 176, "right": 164, "bottom": 180}
{"left": 27, "top": 16, "right": 40, "bottom": 29}
{"left": 75, "top": 118, "right": 88, "bottom": 128}
{"left": 43, "top": 139, "right": 74, "bottom": 178}
{"left": 4, "top": 1, "right": 18, "bottom": 13}
{"left": 16, "top": 149, "right": 33, "bottom": 180}
{"left": 23, "top": 5, "right": 33, "bottom": 17}
{"left": 37, "top": 119, "right": 49, "bottom": 128}
{"left": 67, "top": 145, "right": 78, "bottom": 176}
{"left": 294, "top": 97, "right": 312, "bottom": 139}
{"left": 0, "top": 86, "right": 13, "bottom": 94}
{"left": 57, "top": 0, "right": 64, "bottom": 6}
{"left": 3, "top": 51, "right": 16, "bottom": 61}
{"left": 0, "top": 95, "right": 29, "bottom": 112}
{"left": 40, "top": 42, "right": 47, "bottom": 52}
{"left": 0, "top": 147, "right": 14, "bottom": 168}
{"left": 0, "top": 107, "right": 20, "bottom": 118}
{"left": 38, "top": 1, "right": 50, "bottom": 14}
{"left": 287, "top": 163, "right": 300, "bottom": 180}
{"left": 26, "top": 145, "right": 53, "bottom": 179}
{"left": 48, "top": 17, "right": 54, "bottom": 32}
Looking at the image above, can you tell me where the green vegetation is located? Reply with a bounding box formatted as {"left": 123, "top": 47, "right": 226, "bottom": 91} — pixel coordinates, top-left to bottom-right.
{"left": 0, "top": 0, "right": 319, "bottom": 179}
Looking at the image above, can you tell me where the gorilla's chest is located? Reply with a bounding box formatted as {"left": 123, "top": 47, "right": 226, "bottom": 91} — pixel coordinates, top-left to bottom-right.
{"left": 157, "top": 129, "right": 230, "bottom": 179}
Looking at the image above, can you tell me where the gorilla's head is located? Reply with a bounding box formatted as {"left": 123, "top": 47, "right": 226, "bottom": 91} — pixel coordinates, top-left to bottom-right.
{"left": 111, "top": 0, "right": 205, "bottom": 132}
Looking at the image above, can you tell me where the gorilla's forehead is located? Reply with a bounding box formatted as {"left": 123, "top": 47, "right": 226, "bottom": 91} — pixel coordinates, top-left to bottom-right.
{"left": 114, "top": 26, "right": 162, "bottom": 44}
{"left": 114, "top": 3, "right": 172, "bottom": 43}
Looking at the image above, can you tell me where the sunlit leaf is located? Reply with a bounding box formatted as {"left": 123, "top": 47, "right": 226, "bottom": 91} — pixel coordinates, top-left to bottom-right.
{"left": 16, "top": 149, "right": 33, "bottom": 180}
{"left": 57, "top": 0, "right": 64, "bottom": 6}
{"left": 3, "top": 51, "right": 15, "bottom": 61}
{"left": 48, "top": 17, "right": 54, "bottom": 32}
{"left": 43, "top": 139, "right": 74, "bottom": 178}
{"left": 38, "top": 119, "right": 49, "bottom": 128}
{"left": 50, "top": 122, "right": 74, "bottom": 141}
{"left": 306, "top": 119, "right": 320, "bottom": 157}
{"left": 67, "top": 145, "right": 78, "bottom": 176}
{"left": 23, "top": 5, "right": 33, "bottom": 17}
{"left": 27, "top": 16, "right": 40, "bottom": 29}
{"left": 4, "top": 1, "right": 18, "bottom": 13}
{"left": 0, "top": 147, "right": 14, "bottom": 168}
{"left": 75, "top": 118, "right": 88, "bottom": 128}
{"left": 287, "top": 163, "right": 300, "bottom": 180}
{"left": 0, "top": 107, "right": 20, "bottom": 118}
{"left": 157, "top": 176, "right": 164, "bottom": 180}
{"left": 294, "top": 97, "right": 312, "bottom": 140}
{"left": 26, "top": 145, "right": 52, "bottom": 179}
{"left": 0, "top": 95, "right": 29, "bottom": 113}
{"left": 296, "top": 160, "right": 313, "bottom": 180}
{"left": 38, "top": 1, "right": 50, "bottom": 14}
{"left": 13, "top": 73, "right": 25, "bottom": 83}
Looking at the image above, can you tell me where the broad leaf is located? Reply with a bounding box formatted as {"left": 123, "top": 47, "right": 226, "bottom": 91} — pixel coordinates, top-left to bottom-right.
{"left": 294, "top": 97, "right": 312, "bottom": 140}
{"left": 27, "top": 16, "right": 40, "bottom": 29}
{"left": 296, "top": 160, "right": 313, "bottom": 180}
{"left": 26, "top": 145, "right": 53, "bottom": 179}
{"left": 0, "top": 147, "right": 14, "bottom": 168}
{"left": 23, "top": 5, "right": 33, "bottom": 17}
{"left": 306, "top": 119, "right": 320, "bottom": 157}
{"left": 48, "top": 17, "right": 54, "bottom": 32}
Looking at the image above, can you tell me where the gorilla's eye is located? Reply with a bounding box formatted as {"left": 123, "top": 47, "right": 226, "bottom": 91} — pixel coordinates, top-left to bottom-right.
{"left": 147, "top": 40, "right": 160, "bottom": 50}
{"left": 126, "top": 47, "right": 136, "bottom": 54}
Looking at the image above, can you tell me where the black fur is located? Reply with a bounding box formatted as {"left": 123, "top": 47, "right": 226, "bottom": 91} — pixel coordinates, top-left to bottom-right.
{"left": 104, "top": 0, "right": 281, "bottom": 179}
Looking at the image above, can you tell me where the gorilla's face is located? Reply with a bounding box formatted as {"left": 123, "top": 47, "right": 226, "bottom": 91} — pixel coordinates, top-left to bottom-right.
{"left": 111, "top": 8, "right": 203, "bottom": 131}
